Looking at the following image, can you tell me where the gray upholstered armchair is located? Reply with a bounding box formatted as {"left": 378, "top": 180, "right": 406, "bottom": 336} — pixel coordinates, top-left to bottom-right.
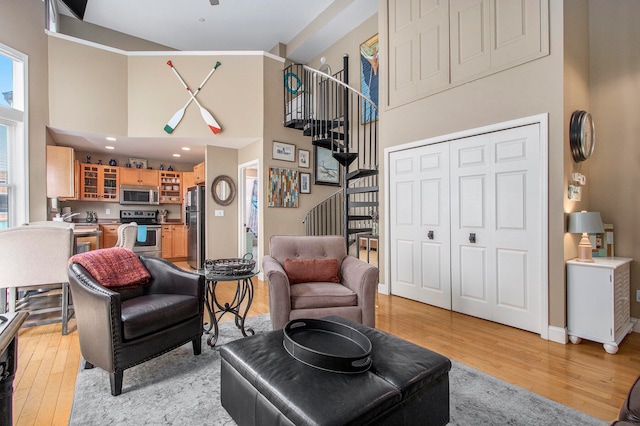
{"left": 262, "top": 235, "right": 379, "bottom": 330}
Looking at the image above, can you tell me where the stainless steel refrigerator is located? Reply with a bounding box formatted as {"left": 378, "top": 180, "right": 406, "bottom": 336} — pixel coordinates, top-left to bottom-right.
{"left": 186, "top": 185, "right": 205, "bottom": 269}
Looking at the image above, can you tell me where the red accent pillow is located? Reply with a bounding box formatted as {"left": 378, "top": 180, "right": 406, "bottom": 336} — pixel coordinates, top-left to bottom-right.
{"left": 69, "top": 247, "right": 151, "bottom": 289}
{"left": 283, "top": 258, "right": 340, "bottom": 284}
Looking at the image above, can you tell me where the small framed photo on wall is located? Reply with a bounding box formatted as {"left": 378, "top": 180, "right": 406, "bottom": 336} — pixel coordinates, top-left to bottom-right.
{"left": 272, "top": 141, "right": 296, "bottom": 162}
{"left": 300, "top": 172, "right": 311, "bottom": 194}
{"left": 298, "top": 149, "right": 310, "bottom": 168}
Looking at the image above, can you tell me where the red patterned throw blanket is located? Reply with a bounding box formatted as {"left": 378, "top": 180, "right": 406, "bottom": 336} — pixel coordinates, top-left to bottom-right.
{"left": 69, "top": 247, "right": 151, "bottom": 289}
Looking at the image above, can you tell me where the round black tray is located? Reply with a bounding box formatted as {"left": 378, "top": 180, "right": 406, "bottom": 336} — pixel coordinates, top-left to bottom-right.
{"left": 283, "top": 318, "right": 372, "bottom": 374}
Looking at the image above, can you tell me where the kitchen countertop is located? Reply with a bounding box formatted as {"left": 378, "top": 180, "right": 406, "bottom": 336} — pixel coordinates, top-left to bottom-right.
{"left": 65, "top": 220, "right": 185, "bottom": 227}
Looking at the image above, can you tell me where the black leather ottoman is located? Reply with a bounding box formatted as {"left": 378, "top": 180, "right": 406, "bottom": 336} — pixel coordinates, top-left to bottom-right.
{"left": 220, "top": 316, "right": 451, "bottom": 426}
{"left": 612, "top": 375, "right": 640, "bottom": 425}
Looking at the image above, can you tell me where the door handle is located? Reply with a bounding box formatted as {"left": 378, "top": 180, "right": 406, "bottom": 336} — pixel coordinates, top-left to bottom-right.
{"left": 469, "top": 233, "right": 476, "bottom": 244}
{"left": 427, "top": 230, "right": 434, "bottom": 240}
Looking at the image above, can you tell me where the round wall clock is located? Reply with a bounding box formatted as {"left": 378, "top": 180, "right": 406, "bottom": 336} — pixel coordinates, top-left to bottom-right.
{"left": 570, "top": 110, "right": 595, "bottom": 163}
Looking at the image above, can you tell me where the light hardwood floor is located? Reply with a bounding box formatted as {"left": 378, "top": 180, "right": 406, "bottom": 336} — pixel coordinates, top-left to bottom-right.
{"left": 12, "top": 263, "right": 640, "bottom": 425}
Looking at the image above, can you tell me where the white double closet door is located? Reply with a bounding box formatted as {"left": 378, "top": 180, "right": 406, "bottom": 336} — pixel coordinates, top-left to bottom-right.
{"left": 390, "top": 124, "right": 542, "bottom": 333}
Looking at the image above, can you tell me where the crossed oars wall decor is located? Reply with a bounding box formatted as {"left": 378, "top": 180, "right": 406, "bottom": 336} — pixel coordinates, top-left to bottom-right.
{"left": 165, "top": 60, "right": 222, "bottom": 135}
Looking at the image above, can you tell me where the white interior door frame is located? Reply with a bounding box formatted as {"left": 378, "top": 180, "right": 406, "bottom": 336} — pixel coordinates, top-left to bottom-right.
{"left": 383, "top": 113, "right": 549, "bottom": 339}
{"left": 237, "top": 159, "right": 262, "bottom": 280}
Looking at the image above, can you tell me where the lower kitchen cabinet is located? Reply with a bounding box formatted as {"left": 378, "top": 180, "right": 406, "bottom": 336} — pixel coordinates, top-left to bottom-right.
{"left": 100, "top": 224, "right": 119, "bottom": 249}
{"left": 162, "top": 224, "right": 187, "bottom": 259}
{"left": 567, "top": 257, "right": 633, "bottom": 354}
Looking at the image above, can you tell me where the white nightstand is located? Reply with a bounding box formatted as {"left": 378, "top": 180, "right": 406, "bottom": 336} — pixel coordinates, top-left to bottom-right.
{"left": 566, "top": 257, "right": 633, "bottom": 354}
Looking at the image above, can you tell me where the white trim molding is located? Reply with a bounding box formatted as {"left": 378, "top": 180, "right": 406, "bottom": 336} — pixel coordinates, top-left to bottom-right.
{"left": 547, "top": 326, "right": 568, "bottom": 344}
{"left": 45, "top": 30, "right": 286, "bottom": 62}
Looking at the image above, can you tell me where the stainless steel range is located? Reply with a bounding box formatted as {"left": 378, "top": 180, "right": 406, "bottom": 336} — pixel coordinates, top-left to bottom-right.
{"left": 120, "top": 210, "right": 161, "bottom": 258}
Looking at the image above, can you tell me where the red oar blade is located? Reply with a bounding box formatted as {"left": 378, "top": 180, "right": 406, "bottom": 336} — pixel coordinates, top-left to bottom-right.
{"left": 199, "top": 107, "right": 221, "bottom": 134}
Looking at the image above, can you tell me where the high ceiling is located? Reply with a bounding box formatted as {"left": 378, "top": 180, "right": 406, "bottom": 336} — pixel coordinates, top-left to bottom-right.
{"left": 51, "top": 0, "right": 377, "bottom": 164}
{"left": 57, "top": 0, "right": 377, "bottom": 63}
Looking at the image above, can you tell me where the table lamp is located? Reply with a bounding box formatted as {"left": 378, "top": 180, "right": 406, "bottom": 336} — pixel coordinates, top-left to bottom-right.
{"left": 567, "top": 211, "right": 604, "bottom": 262}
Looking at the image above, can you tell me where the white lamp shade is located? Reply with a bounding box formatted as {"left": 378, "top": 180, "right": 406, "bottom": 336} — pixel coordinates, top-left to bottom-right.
{"left": 568, "top": 211, "right": 604, "bottom": 234}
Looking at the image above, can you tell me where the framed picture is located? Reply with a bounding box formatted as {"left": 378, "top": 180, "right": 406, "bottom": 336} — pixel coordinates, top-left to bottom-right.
{"left": 314, "top": 146, "right": 340, "bottom": 186}
{"left": 272, "top": 141, "right": 296, "bottom": 162}
{"left": 298, "top": 149, "right": 310, "bottom": 168}
{"left": 300, "top": 172, "right": 311, "bottom": 194}
{"left": 129, "top": 157, "right": 148, "bottom": 169}
{"left": 268, "top": 167, "right": 299, "bottom": 208}
{"left": 360, "top": 33, "right": 379, "bottom": 123}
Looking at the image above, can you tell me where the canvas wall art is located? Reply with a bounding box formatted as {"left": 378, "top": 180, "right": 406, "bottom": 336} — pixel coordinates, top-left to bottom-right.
{"left": 268, "top": 167, "right": 299, "bottom": 207}
{"left": 360, "top": 34, "right": 379, "bottom": 123}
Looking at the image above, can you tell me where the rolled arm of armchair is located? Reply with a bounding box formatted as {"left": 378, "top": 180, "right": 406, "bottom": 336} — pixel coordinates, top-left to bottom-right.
{"left": 340, "top": 256, "right": 379, "bottom": 328}
{"left": 68, "top": 263, "right": 123, "bottom": 371}
{"left": 262, "top": 255, "right": 292, "bottom": 330}
{"left": 140, "top": 256, "right": 204, "bottom": 300}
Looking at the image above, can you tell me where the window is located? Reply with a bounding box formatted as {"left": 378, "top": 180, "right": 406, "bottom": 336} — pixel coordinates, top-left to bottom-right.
{"left": 0, "top": 43, "right": 28, "bottom": 228}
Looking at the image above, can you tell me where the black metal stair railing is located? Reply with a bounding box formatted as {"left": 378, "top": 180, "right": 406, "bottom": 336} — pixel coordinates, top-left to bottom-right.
{"left": 284, "top": 56, "right": 378, "bottom": 249}
{"left": 302, "top": 189, "right": 343, "bottom": 237}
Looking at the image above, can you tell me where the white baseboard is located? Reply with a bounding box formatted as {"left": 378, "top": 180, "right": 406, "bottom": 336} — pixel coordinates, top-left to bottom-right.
{"left": 632, "top": 317, "right": 640, "bottom": 333}
{"left": 377, "top": 282, "right": 389, "bottom": 295}
{"left": 547, "top": 325, "right": 568, "bottom": 344}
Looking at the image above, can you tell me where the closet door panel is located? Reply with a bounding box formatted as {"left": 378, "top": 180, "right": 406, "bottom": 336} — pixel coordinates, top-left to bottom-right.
{"left": 390, "top": 143, "right": 451, "bottom": 309}
{"left": 451, "top": 134, "right": 493, "bottom": 319}
{"left": 492, "top": 0, "right": 545, "bottom": 69}
{"left": 490, "top": 124, "right": 541, "bottom": 332}
{"left": 450, "top": 0, "right": 491, "bottom": 82}
{"left": 496, "top": 249, "right": 527, "bottom": 309}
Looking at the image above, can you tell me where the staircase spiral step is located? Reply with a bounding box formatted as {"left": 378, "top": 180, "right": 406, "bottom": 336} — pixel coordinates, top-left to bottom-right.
{"left": 347, "top": 186, "right": 378, "bottom": 195}
{"left": 346, "top": 169, "right": 378, "bottom": 180}
{"left": 333, "top": 152, "right": 358, "bottom": 167}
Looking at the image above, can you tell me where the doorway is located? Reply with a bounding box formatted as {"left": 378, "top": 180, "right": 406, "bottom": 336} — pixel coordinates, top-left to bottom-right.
{"left": 238, "top": 160, "right": 260, "bottom": 267}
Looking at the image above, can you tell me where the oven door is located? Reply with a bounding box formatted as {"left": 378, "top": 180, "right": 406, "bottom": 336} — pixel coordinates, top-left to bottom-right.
{"left": 132, "top": 225, "right": 161, "bottom": 258}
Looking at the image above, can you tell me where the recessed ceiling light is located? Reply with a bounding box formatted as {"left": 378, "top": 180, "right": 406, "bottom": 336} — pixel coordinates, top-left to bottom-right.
{"left": 173, "top": 154, "right": 181, "bottom": 157}
{"left": 182, "top": 147, "right": 191, "bottom": 151}
{"left": 106, "top": 136, "right": 116, "bottom": 141}
{"left": 105, "top": 146, "right": 115, "bottom": 150}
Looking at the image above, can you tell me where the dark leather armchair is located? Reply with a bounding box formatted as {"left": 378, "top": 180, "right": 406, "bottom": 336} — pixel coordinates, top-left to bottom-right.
{"left": 68, "top": 250, "right": 204, "bottom": 396}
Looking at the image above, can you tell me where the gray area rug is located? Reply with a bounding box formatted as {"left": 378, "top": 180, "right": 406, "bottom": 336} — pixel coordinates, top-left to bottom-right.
{"left": 69, "top": 315, "right": 607, "bottom": 425}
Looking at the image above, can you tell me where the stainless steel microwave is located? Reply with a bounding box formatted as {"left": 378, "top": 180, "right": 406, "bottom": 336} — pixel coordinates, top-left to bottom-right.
{"left": 119, "top": 185, "right": 160, "bottom": 205}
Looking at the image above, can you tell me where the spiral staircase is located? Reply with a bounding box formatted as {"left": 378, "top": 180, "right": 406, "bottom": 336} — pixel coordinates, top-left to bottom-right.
{"left": 283, "top": 56, "right": 379, "bottom": 251}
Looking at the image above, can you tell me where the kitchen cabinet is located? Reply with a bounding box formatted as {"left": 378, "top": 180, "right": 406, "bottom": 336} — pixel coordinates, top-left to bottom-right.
{"left": 120, "top": 167, "right": 159, "bottom": 186}
{"left": 182, "top": 172, "right": 195, "bottom": 194}
{"left": 161, "top": 224, "right": 187, "bottom": 259}
{"left": 182, "top": 172, "right": 195, "bottom": 221}
{"left": 159, "top": 171, "right": 182, "bottom": 204}
{"left": 172, "top": 225, "right": 187, "bottom": 258}
{"left": 46, "top": 145, "right": 75, "bottom": 199}
{"left": 567, "top": 257, "right": 633, "bottom": 354}
{"left": 100, "top": 224, "right": 119, "bottom": 248}
{"left": 194, "top": 162, "right": 205, "bottom": 185}
{"left": 80, "top": 164, "right": 119, "bottom": 202}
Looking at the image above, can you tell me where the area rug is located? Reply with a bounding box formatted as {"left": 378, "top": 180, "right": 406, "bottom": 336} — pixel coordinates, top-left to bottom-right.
{"left": 69, "top": 315, "right": 607, "bottom": 425}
